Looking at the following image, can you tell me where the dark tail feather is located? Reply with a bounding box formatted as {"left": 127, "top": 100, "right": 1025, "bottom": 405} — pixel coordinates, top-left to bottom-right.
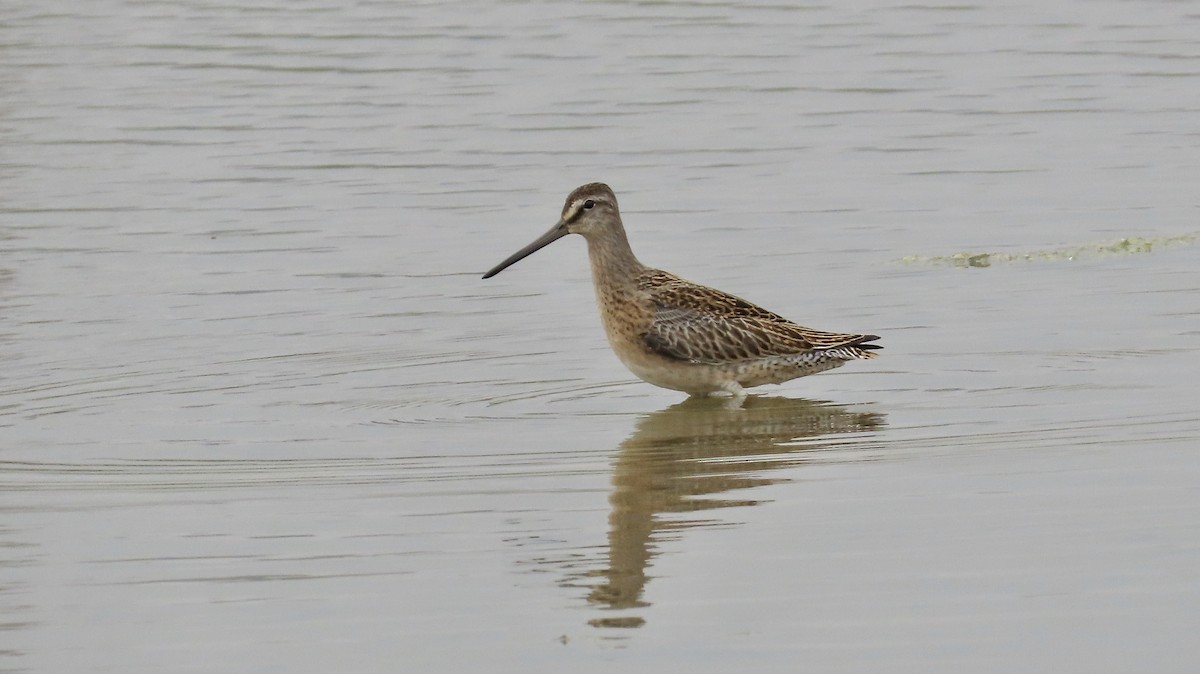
{"left": 847, "top": 334, "right": 882, "bottom": 351}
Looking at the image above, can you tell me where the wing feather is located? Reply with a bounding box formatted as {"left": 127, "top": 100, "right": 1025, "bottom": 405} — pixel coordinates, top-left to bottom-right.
{"left": 637, "top": 270, "right": 880, "bottom": 364}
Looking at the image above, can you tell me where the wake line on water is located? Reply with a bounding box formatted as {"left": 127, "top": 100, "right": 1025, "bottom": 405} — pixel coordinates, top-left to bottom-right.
{"left": 901, "top": 233, "right": 1198, "bottom": 268}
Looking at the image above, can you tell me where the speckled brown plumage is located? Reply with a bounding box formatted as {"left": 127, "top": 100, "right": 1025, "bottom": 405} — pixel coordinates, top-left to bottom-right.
{"left": 636, "top": 268, "right": 880, "bottom": 364}
{"left": 482, "top": 182, "right": 881, "bottom": 396}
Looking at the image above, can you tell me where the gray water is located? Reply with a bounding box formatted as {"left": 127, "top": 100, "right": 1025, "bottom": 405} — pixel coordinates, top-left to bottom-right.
{"left": 3, "top": 1, "right": 1199, "bottom": 672}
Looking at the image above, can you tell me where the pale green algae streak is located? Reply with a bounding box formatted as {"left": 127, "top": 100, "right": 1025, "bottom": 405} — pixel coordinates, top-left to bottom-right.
{"left": 902, "top": 234, "right": 1198, "bottom": 268}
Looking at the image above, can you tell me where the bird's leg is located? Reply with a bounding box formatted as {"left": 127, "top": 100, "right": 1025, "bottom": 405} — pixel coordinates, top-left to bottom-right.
{"left": 713, "top": 381, "right": 746, "bottom": 398}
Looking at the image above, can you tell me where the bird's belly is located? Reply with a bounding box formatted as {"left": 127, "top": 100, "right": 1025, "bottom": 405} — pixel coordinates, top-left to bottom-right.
{"left": 620, "top": 356, "right": 729, "bottom": 394}
{"left": 602, "top": 331, "right": 722, "bottom": 393}
{"left": 615, "top": 345, "right": 847, "bottom": 394}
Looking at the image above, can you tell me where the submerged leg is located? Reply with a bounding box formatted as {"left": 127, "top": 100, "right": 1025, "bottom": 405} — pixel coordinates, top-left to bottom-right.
{"left": 713, "top": 381, "right": 746, "bottom": 398}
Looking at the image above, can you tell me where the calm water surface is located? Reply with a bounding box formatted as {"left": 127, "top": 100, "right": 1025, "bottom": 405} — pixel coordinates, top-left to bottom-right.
{"left": 2, "top": 1, "right": 1199, "bottom": 672}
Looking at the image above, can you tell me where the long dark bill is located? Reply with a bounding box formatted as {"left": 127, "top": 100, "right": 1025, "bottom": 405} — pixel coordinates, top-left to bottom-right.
{"left": 481, "top": 221, "right": 569, "bottom": 279}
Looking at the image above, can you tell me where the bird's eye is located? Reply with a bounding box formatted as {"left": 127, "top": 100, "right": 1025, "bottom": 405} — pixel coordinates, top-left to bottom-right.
{"left": 582, "top": 200, "right": 595, "bottom": 210}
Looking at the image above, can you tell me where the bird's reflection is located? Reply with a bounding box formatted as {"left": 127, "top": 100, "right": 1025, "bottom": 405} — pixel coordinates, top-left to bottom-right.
{"left": 574, "top": 395, "right": 884, "bottom": 629}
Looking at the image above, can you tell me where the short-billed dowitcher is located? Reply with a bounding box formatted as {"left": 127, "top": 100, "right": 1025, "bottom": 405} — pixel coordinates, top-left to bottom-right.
{"left": 482, "top": 183, "right": 881, "bottom": 396}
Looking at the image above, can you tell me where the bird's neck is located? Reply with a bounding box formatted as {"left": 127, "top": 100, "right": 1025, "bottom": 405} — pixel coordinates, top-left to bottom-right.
{"left": 584, "top": 224, "right": 643, "bottom": 292}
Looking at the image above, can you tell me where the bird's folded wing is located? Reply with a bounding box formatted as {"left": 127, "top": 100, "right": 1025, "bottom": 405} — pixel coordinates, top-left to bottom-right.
{"left": 638, "top": 270, "right": 880, "bottom": 363}
{"left": 644, "top": 304, "right": 877, "bottom": 364}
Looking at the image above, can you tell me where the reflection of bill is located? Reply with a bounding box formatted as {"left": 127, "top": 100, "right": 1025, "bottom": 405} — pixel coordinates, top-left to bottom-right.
{"left": 579, "top": 396, "right": 885, "bottom": 629}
